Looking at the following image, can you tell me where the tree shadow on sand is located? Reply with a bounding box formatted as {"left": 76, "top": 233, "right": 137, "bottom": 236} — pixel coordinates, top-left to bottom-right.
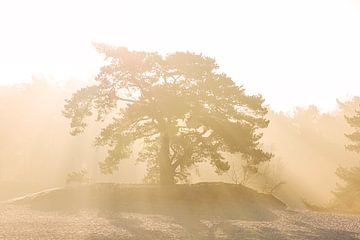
{"left": 95, "top": 209, "right": 360, "bottom": 240}
{"left": 91, "top": 196, "right": 287, "bottom": 240}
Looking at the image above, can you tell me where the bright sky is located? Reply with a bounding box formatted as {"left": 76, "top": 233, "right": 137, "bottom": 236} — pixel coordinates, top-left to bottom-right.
{"left": 1, "top": 0, "right": 360, "bottom": 112}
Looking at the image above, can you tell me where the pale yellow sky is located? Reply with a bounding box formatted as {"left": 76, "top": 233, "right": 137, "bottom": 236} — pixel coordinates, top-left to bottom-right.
{"left": 1, "top": 0, "right": 360, "bottom": 112}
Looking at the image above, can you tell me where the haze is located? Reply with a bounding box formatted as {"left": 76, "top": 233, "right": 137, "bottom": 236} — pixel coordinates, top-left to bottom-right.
{"left": 1, "top": 1, "right": 360, "bottom": 239}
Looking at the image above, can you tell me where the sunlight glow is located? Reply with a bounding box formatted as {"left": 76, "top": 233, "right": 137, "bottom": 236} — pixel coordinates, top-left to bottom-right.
{"left": 1, "top": 0, "right": 360, "bottom": 111}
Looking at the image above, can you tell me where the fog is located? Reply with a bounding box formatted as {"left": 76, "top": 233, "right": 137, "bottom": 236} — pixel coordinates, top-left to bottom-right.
{"left": 0, "top": 78, "right": 144, "bottom": 199}
{"left": 2, "top": 1, "right": 360, "bottom": 238}
{"left": 0, "top": 77, "right": 358, "bottom": 208}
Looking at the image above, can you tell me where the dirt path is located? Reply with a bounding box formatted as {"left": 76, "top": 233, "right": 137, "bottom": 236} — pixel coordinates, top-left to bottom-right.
{"left": 0, "top": 205, "right": 360, "bottom": 240}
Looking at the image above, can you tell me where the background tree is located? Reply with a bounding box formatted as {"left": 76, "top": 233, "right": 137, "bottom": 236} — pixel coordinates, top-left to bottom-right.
{"left": 333, "top": 104, "right": 360, "bottom": 211}
{"left": 345, "top": 108, "right": 360, "bottom": 153}
{"left": 333, "top": 166, "right": 360, "bottom": 211}
{"left": 63, "top": 44, "right": 272, "bottom": 185}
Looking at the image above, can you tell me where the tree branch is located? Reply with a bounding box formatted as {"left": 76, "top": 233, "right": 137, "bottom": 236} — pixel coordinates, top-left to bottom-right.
{"left": 170, "top": 145, "right": 178, "bottom": 162}
{"left": 118, "top": 97, "right": 139, "bottom": 103}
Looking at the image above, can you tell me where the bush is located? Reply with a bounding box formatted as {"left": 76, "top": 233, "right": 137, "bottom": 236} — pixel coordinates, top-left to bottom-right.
{"left": 66, "top": 169, "right": 90, "bottom": 185}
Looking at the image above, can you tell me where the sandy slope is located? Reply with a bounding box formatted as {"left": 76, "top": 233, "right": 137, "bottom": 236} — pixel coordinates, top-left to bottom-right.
{"left": 0, "top": 205, "right": 360, "bottom": 240}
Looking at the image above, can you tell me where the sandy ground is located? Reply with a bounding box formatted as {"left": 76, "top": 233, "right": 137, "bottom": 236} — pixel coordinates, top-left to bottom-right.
{"left": 0, "top": 205, "right": 360, "bottom": 240}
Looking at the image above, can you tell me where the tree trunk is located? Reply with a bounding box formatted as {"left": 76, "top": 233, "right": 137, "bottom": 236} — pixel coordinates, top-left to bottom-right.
{"left": 159, "top": 133, "right": 175, "bottom": 185}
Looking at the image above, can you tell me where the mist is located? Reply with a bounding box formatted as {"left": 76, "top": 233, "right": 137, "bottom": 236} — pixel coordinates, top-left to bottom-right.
{"left": 1, "top": 76, "right": 358, "bottom": 208}
{"left": 2, "top": 1, "right": 360, "bottom": 239}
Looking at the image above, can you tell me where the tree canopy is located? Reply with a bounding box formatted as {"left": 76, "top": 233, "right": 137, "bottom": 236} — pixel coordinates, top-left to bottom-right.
{"left": 63, "top": 44, "right": 272, "bottom": 185}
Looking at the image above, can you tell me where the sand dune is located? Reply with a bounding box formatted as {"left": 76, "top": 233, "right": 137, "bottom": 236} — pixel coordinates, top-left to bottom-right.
{"left": 1, "top": 184, "right": 360, "bottom": 239}
{"left": 1, "top": 205, "right": 360, "bottom": 240}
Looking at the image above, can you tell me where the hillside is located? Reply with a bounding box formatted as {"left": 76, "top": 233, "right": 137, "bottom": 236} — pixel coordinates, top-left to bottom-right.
{"left": 8, "top": 183, "right": 285, "bottom": 219}
{"left": 1, "top": 183, "right": 360, "bottom": 239}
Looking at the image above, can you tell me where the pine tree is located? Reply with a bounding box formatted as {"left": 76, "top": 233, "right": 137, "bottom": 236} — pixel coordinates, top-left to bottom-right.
{"left": 63, "top": 44, "right": 272, "bottom": 185}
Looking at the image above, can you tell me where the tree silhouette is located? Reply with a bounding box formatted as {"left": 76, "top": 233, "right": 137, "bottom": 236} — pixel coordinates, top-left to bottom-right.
{"left": 345, "top": 108, "right": 360, "bottom": 153}
{"left": 63, "top": 44, "right": 272, "bottom": 185}
{"left": 333, "top": 105, "right": 360, "bottom": 211}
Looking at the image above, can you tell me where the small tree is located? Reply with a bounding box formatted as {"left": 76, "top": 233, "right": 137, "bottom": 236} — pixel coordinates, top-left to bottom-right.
{"left": 256, "top": 160, "right": 285, "bottom": 194}
{"left": 66, "top": 169, "right": 90, "bottom": 185}
{"left": 333, "top": 166, "right": 360, "bottom": 210}
{"left": 63, "top": 44, "right": 272, "bottom": 185}
{"left": 227, "top": 156, "right": 285, "bottom": 194}
{"left": 333, "top": 106, "right": 360, "bottom": 210}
